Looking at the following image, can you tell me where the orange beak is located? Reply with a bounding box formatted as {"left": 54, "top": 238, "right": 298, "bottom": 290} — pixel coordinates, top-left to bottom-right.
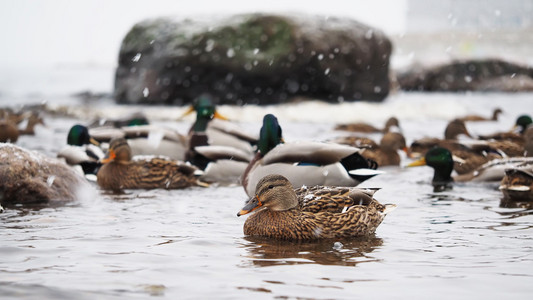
{"left": 407, "top": 157, "right": 427, "bottom": 167}
{"left": 178, "top": 105, "right": 196, "bottom": 119}
{"left": 101, "top": 149, "right": 116, "bottom": 164}
{"left": 237, "top": 195, "right": 263, "bottom": 216}
{"left": 213, "top": 111, "right": 229, "bottom": 121}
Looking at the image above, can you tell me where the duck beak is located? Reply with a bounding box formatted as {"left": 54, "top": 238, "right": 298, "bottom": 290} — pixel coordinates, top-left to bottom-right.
{"left": 179, "top": 105, "right": 195, "bottom": 119}
{"left": 100, "top": 149, "right": 116, "bottom": 164}
{"left": 90, "top": 137, "right": 100, "bottom": 146}
{"left": 213, "top": 111, "right": 229, "bottom": 121}
{"left": 407, "top": 157, "right": 427, "bottom": 167}
{"left": 237, "top": 195, "right": 263, "bottom": 216}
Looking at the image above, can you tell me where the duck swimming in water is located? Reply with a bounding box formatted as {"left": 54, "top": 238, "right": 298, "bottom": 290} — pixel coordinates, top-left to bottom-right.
{"left": 241, "top": 114, "right": 382, "bottom": 197}
{"left": 237, "top": 174, "right": 395, "bottom": 241}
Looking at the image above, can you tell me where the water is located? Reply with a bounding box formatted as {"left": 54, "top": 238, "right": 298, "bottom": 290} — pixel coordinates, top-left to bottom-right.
{"left": 1, "top": 90, "right": 533, "bottom": 299}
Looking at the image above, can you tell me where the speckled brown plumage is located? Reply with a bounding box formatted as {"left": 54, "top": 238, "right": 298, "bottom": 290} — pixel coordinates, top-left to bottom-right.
{"left": 238, "top": 174, "right": 394, "bottom": 241}
{"left": 97, "top": 137, "right": 203, "bottom": 191}
{"left": 0, "top": 121, "right": 19, "bottom": 143}
{"left": 500, "top": 164, "right": 533, "bottom": 202}
{"left": 334, "top": 132, "right": 406, "bottom": 167}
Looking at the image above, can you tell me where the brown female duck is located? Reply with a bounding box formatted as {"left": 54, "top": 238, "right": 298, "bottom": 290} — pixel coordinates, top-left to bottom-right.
{"left": 409, "top": 119, "right": 508, "bottom": 174}
{"left": 335, "top": 117, "right": 400, "bottom": 133}
{"left": 237, "top": 174, "right": 395, "bottom": 241}
{"left": 500, "top": 161, "right": 533, "bottom": 202}
{"left": 97, "top": 138, "right": 205, "bottom": 191}
{"left": 0, "top": 112, "right": 44, "bottom": 143}
{"left": 334, "top": 132, "right": 407, "bottom": 167}
{"left": 459, "top": 108, "right": 502, "bottom": 122}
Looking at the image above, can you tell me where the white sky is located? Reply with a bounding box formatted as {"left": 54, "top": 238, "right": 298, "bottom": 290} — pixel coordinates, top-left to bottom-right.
{"left": 0, "top": 0, "right": 407, "bottom": 68}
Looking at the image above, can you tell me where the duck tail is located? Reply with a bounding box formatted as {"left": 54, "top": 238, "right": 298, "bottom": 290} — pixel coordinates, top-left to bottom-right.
{"left": 340, "top": 152, "right": 381, "bottom": 182}
{"left": 382, "top": 204, "right": 397, "bottom": 215}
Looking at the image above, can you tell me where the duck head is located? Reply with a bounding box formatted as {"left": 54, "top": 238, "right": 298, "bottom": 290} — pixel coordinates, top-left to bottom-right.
{"left": 257, "top": 114, "right": 284, "bottom": 155}
{"left": 408, "top": 146, "right": 454, "bottom": 190}
{"left": 380, "top": 132, "right": 407, "bottom": 152}
{"left": 492, "top": 108, "right": 503, "bottom": 121}
{"left": 515, "top": 115, "right": 532, "bottom": 134}
{"left": 101, "top": 138, "right": 132, "bottom": 164}
{"left": 445, "top": 119, "right": 472, "bottom": 140}
{"left": 384, "top": 117, "right": 400, "bottom": 133}
{"left": 237, "top": 174, "right": 297, "bottom": 216}
{"left": 67, "top": 124, "right": 99, "bottom": 146}
{"left": 182, "top": 95, "right": 228, "bottom": 132}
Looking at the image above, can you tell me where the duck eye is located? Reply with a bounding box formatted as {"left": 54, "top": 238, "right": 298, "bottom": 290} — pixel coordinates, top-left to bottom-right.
{"left": 268, "top": 185, "right": 274, "bottom": 190}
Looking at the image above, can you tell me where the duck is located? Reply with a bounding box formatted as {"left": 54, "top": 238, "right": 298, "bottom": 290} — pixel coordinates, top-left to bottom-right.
{"left": 407, "top": 146, "right": 533, "bottom": 192}
{"left": 0, "top": 143, "right": 94, "bottom": 206}
{"left": 478, "top": 114, "right": 532, "bottom": 143}
{"left": 0, "top": 120, "right": 19, "bottom": 143}
{"left": 183, "top": 95, "right": 257, "bottom": 184}
{"left": 334, "top": 117, "right": 400, "bottom": 133}
{"left": 242, "top": 114, "right": 383, "bottom": 197}
{"left": 236, "top": 174, "right": 395, "bottom": 240}
{"left": 96, "top": 137, "right": 206, "bottom": 191}
{"left": 409, "top": 118, "right": 473, "bottom": 157}
{"left": 184, "top": 95, "right": 257, "bottom": 165}
{"left": 87, "top": 123, "right": 188, "bottom": 161}
{"left": 57, "top": 124, "right": 105, "bottom": 176}
{"left": 459, "top": 108, "right": 502, "bottom": 122}
{"left": 409, "top": 119, "right": 507, "bottom": 174}
{"left": 499, "top": 161, "right": 533, "bottom": 202}
{"left": 87, "top": 111, "right": 149, "bottom": 128}
{"left": 0, "top": 112, "right": 45, "bottom": 143}
{"left": 334, "top": 132, "right": 408, "bottom": 167}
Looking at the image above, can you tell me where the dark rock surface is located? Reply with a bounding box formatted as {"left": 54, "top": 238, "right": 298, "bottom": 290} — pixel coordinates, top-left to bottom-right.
{"left": 397, "top": 59, "right": 533, "bottom": 92}
{"left": 0, "top": 144, "right": 93, "bottom": 206}
{"left": 114, "top": 13, "right": 392, "bottom": 105}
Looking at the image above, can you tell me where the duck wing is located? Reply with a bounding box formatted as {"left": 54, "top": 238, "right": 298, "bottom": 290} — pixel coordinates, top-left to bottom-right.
{"left": 262, "top": 141, "right": 359, "bottom": 165}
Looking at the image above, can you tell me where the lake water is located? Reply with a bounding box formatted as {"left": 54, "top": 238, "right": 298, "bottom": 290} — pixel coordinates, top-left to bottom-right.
{"left": 1, "top": 89, "right": 533, "bottom": 299}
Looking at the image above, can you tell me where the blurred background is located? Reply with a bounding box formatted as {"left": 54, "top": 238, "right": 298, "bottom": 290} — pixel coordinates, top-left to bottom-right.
{"left": 0, "top": 0, "right": 531, "bottom": 100}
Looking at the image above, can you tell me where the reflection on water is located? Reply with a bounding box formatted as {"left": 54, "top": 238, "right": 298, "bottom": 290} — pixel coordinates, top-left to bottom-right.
{"left": 241, "top": 236, "right": 383, "bottom": 267}
{"left": 499, "top": 197, "right": 533, "bottom": 211}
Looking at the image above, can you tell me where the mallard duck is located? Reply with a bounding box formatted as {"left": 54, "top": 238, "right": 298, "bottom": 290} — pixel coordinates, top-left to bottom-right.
{"left": 242, "top": 114, "right": 382, "bottom": 197}
{"left": 334, "top": 132, "right": 407, "bottom": 167}
{"left": 0, "top": 143, "right": 94, "bottom": 206}
{"left": 0, "top": 112, "right": 45, "bottom": 143}
{"left": 0, "top": 120, "right": 19, "bottom": 143}
{"left": 88, "top": 112, "right": 149, "bottom": 128}
{"left": 409, "top": 118, "right": 473, "bottom": 157}
{"left": 236, "top": 174, "right": 395, "bottom": 240}
{"left": 96, "top": 137, "right": 205, "bottom": 191}
{"left": 499, "top": 162, "right": 533, "bottom": 202}
{"left": 459, "top": 108, "right": 502, "bottom": 122}
{"left": 87, "top": 123, "right": 188, "bottom": 161}
{"left": 335, "top": 117, "right": 400, "bottom": 133}
{"left": 182, "top": 95, "right": 257, "bottom": 183}
{"left": 479, "top": 114, "right": 532, "bottom": 143}
{"left": 184, "top": 95, "right": 257, "bottom": 168}
{"left": 57, "top": 124, "right": 105, "bottom": 176}
{"left": 408, "top": 146, "right": 533, "bottom": 192}
{"left": 409, "top": 119, "right": 506, "bottom": 174}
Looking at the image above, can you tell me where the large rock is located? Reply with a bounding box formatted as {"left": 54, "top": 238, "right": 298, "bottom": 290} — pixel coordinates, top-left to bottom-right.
{"left": 114, "top": 13, "right": 392, "bottom": 105}
{"left": 397, "top": 59, "right": 533, "bottom": 92}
